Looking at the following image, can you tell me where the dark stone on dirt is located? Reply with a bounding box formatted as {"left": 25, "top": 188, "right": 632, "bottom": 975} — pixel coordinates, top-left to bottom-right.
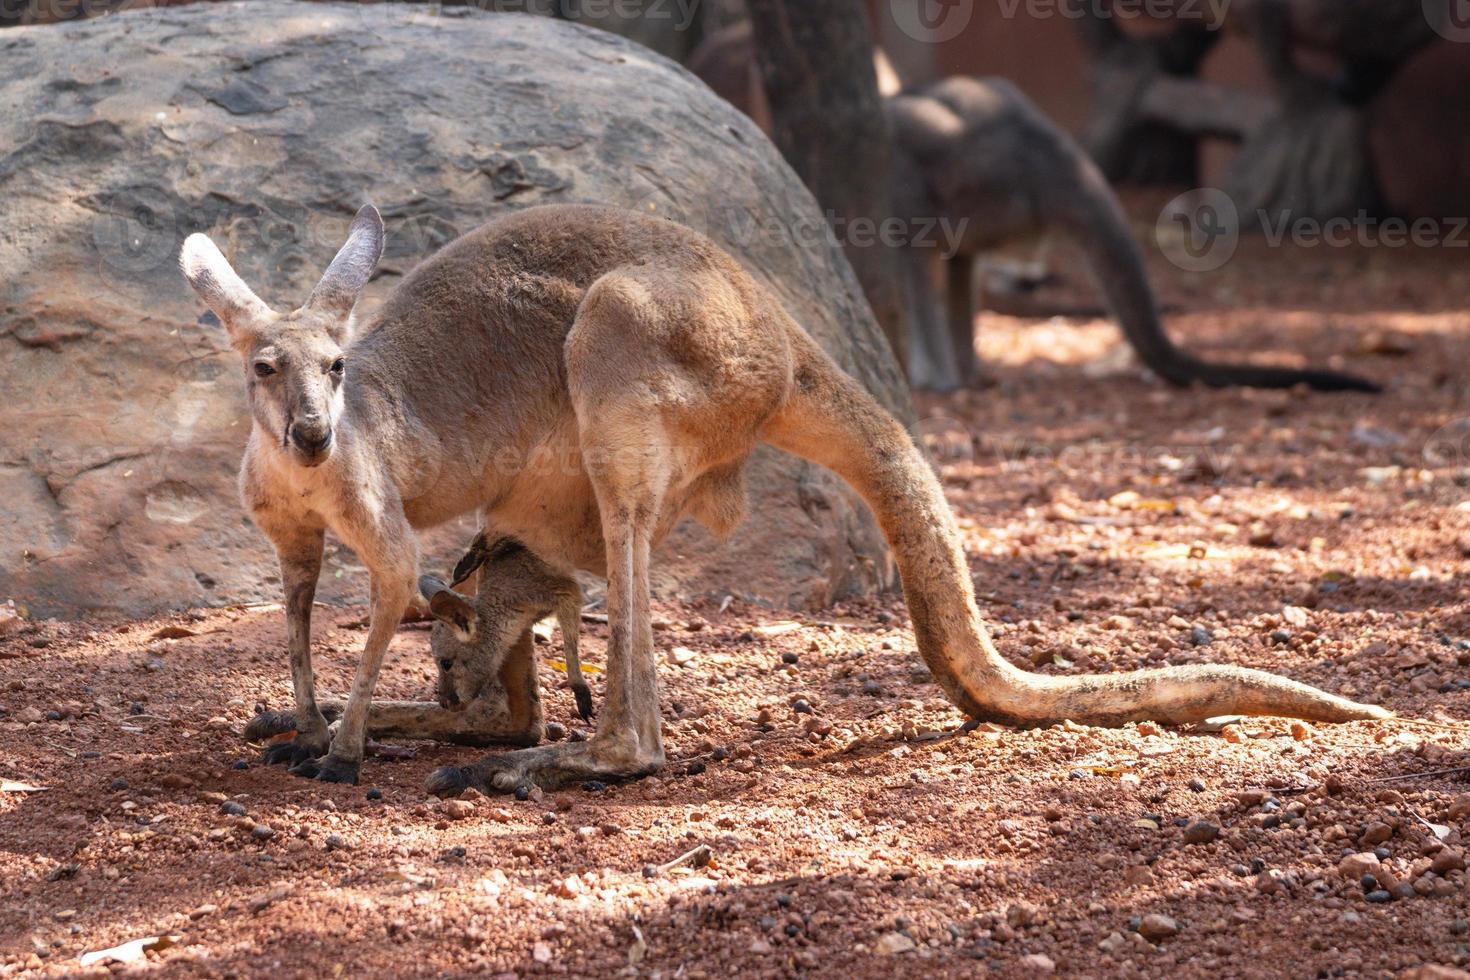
{"left": 792, "top": 699, "right": 813, "bottom": 714}
{"left": 1373, "top": 846, "right": 1392, "bottom": 860}
{"left": 109, "top": 777, "right": 128, "bottom": 791}
{"left": 782, "top": 652, "right": 799, "bottom": 665}
{"left": 1190, "top": 626, "right": 1213, "bottom": 647}
{"left": 220, "top": 801, "right": 247, "bottom": 817}
{"left": 686, "top": 761, "right": 707, "bottom": 776}
{"left": 1187, "top": 778, "right": 1207, "bottom": 792}
{"left": 1183, "top": 821, "right": 1220, "bottom": 845}
{"left": 232, "top": 760, "right": 249, "bottom": 771}
{"left": 1361, "top": 874, "right": 1378, "bottom": 891}
{"left": 325, "top": 834, "right": 346, "bottom": 851}
{"left": 544, "top": 722, "right": 567, "bottom": 742}
{"left": 0, "top": 2, "right": 907, "bottom": 618}
{"left": 1251, "top": 858, "right": 1268, "bottom": 874}
{"left": 514, "top": 785, "right": 531, "bottom": 802}
{"left": 582, "top": 781, "right": 608, "bottom": 793}
{"left": 366, "top": 789, "right": 382, "bottom": 801}
{"left": 250, "top": 824, "right": 274, "bottom": 841}
{"left": 1365, "top": 889, "right": 1393, "bottom": 903}
{"left": 569, "top": 729, "right": 588, "bottom": 743}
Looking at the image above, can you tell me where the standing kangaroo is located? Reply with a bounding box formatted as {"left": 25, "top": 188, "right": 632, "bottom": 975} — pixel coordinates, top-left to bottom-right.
{"left": 687, "top": 25, "right": 1379, "bottom": 394}
{"left": 889, "top": 76, "right": 1377, "bottom": 393}
{"left": 182, "top": 203, "right": 1387, "bottom": 791}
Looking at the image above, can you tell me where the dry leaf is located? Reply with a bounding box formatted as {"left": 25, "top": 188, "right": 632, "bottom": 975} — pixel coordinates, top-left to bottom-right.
{"left": 1416, "top": 816, "right": 1452, "bottom": 841}
{"left": 548, "top": 659, "right": 603, "bottom": 675}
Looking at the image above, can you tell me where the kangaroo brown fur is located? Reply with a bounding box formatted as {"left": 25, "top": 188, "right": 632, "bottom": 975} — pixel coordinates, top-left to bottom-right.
{"left": 184, "top": 202, "right": 1388, "bottom": 793}
{"left": 426, "top": 532, "right": 593, "bottom": 722}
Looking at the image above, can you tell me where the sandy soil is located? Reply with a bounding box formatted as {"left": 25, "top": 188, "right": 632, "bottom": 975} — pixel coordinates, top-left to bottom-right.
{"left": 3, "top": 211, "right": 1470, "bottom": 978}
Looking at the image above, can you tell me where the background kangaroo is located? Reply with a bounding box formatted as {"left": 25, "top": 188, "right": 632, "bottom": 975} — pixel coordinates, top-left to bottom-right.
{"left": 182, "top": 202, "right": 1388, "bottom": 792}
{"left": 688, "top": 24, "right": 1380, "bottom": 394}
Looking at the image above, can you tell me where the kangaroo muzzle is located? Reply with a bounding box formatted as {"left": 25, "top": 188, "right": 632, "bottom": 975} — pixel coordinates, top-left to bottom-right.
{"left": 289, "top": 418, "right": 334, "bottom": 460}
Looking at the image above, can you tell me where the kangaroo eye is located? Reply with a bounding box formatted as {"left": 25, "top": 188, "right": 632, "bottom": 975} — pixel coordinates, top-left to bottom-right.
{"left": 329, "top": 358, "right": 346, "bottom": 376}
{"left": 253, "top": 362, "right": 276, "bottom": 378}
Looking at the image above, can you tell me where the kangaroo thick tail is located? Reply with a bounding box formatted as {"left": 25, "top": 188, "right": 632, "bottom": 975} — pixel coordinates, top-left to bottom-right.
{"left": 1055, "top": 148, "right": 1381, "bottom": 395}
{"left": 762, "top": 332, "right": 1389, "bottom": 727}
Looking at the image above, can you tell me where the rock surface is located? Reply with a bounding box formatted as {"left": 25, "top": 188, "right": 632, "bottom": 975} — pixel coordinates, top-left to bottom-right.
{"left": 0, "top": 1, "right": 907, "bottom": 616}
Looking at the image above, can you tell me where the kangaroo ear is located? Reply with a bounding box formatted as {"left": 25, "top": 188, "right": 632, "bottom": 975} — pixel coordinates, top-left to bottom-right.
{"left": 419, "top": 575, "right": 477, "bottom": 641}
{"left": 450, "top": 533, "right": 493, "bottom": 588}
{"left": 307, "top": 204, "right": 384, "bottom": 338}
{"left": 179, "top": 232, "right": 272, "bottom": 343}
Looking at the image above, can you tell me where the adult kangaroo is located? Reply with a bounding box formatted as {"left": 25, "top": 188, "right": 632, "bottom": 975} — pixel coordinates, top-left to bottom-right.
{"left": 181, "top": 203, "right": 1388, "bottom": 791}
{"left": 889, "top": 76, "right": 1378, "bottom": 393}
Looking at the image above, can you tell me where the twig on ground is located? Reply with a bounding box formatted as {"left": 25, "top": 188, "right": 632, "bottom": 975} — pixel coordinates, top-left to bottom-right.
{"left": 642, "top": 844, "right": 713, "bottom": 878}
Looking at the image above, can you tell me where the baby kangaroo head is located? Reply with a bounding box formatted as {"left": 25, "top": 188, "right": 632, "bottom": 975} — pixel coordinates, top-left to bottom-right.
{"left": 178, "top": 205, "right": 385, "bottom": 468}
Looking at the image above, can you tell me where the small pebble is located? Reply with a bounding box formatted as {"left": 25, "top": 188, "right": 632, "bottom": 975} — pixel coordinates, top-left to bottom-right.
{"left": 545, "top": 722, "right": 567, "bottom": 741}
{"left": 514, "top": 785, "right": 532, "bottom": 801}
{"left": 1138, "top": 914, "right": 1179, "bottom": 942}
{"left": 1365, "top": 889, "right": 1393, "bottom": 904}
{"left": 781, "top": 652, "right": 799, "bottom": 665}
{"left": 582, "top": 780, "right": 607, "bottom": 793}
{"left": 109, "top": 777, "right": 129, "bottom": 791}
{"left": 220, "top": 801, "right": 247, "bottom": 817}
{"left": 232, "top": 760, "right": 249, "bottom": 771}
{"left": 366, "top": 788, "right": 382, "bottom": 801}
{"left": 1182, "top": 821, "right": 1220, "bottom": 845}
{"left": 792, "top": 699, "right": 813, "bottom": 715}
{"left": 1189, "top": 626, "right": 1212, "bottom": 647}
{"left": 250, "top": 824, "right": 275, "bottom": 841}
{"left": 685, "top": 761, "right": 706, "bottom": 776}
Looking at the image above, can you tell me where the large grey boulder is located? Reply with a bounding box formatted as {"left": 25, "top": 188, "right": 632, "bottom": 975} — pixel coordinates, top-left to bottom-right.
{"left": 0, "top": 1, "right": 908, "bottom": 617}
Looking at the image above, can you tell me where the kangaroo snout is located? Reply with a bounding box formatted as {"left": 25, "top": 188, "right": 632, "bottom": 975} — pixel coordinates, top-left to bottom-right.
{"left": 289, "top": 419, "right": 334, "bottom": 459}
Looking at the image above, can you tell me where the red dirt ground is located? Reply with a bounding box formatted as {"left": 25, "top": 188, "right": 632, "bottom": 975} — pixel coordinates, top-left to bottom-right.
{"left": 4, "top": 208, "right": 1470, "bottom": 978}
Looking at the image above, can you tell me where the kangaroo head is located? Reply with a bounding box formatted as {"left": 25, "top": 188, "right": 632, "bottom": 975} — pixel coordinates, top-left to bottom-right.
{"left": 179, "top": 205, "right": 385, "bottom": 468}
